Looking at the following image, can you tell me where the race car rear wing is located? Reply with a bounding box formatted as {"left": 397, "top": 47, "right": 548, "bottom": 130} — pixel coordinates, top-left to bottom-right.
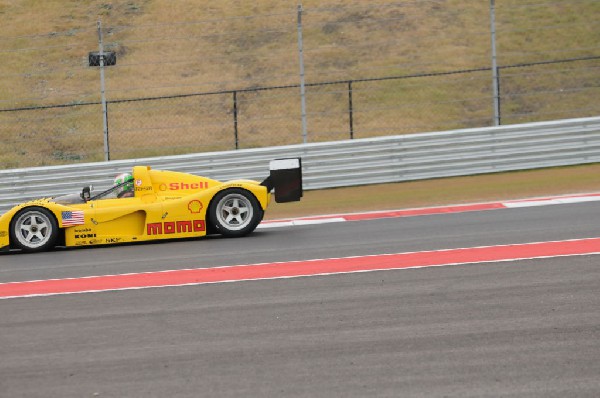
{"left": 261, "top": 158, "right": 303, "bottom": 203}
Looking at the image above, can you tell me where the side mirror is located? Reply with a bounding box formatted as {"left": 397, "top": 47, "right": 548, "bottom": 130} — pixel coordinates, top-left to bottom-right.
{"left": 81, "top": 185, "right": 93, "bottom": 202}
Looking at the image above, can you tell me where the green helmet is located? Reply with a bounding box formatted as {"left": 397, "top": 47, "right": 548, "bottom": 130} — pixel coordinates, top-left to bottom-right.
{"left": 114, "top": 172, "right": 134, "bottom": 197}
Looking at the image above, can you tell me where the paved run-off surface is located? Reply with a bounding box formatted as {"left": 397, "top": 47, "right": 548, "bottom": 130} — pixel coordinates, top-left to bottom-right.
{"left": 0, "top": 199, "right": 599, "bottom": 397}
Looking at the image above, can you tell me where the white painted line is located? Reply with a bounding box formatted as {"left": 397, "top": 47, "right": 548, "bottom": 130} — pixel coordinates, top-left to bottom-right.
{"left": 258, "top": 217, "right": 346, "bottom": 229}
{"left": 504, "top": 195, "right": 600, "bottom": 208}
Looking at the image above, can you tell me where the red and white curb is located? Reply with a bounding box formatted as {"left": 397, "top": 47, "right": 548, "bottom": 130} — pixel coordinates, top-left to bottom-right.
{"left": 1, "top": 237, "right": 599, "bottom": 300}
{"left": 259, "top": 192, "right": 600, "bottom": 229}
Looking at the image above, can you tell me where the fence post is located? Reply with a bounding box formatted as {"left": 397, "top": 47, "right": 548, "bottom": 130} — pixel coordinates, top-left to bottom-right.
{"left": 489, "top": 0, "right": 501, "bottom": 126}
{"left": 233, "top": 91, "right": 239, "bottom": 149}
{"left": 96, "top": 20, "right": 111, "bottom": 161}
{"left": 297, "top": 4, "right": 308, "bottom": 144}
{"left": 348, "top": 81, "right": 354, "bottom": 139}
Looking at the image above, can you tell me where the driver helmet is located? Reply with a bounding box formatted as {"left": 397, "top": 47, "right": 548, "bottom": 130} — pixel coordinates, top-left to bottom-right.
{"left": 114, "top": 172, "right": 134, "bottom": 197}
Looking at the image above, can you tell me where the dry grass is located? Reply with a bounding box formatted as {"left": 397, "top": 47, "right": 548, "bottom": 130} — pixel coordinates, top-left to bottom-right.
{"left": 1, "top": 0, "right": 598, "bottom": 102}
{"left": 0, "top": 0, "right": 599, "bottom": 168}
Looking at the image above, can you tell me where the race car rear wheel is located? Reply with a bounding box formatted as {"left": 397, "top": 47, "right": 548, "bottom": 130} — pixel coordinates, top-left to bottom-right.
{"left": 208, "top": 189, "right": 263, "bottom": 238}
{"left": 10, "top": 207, "right": 59, "bottom": 252}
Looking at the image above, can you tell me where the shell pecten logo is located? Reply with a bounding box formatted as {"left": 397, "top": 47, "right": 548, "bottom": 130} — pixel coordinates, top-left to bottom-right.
{"left": 188, "top": 200, "right": 203, "bottom": 214}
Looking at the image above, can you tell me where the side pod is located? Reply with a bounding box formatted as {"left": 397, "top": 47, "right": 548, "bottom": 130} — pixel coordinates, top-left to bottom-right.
{"left": 261, "top": 158, "right": 303, "bottom": 203}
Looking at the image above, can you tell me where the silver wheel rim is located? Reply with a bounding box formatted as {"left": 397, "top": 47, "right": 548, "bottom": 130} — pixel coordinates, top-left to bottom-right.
{"left": 215, "top": 193, "right": 253, "bottom": 231}
{"left": 14, "top": 210, "right": 53, "bottom": 249}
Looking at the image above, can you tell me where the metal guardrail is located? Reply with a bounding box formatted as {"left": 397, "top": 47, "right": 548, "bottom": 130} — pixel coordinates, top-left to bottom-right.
{"left": 1, "top": 116, "right": 600, "bottom": 215}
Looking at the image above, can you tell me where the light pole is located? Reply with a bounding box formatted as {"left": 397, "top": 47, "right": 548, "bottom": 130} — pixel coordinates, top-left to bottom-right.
{"left": 88, "top": 20, "right": 116, "bottom": 161}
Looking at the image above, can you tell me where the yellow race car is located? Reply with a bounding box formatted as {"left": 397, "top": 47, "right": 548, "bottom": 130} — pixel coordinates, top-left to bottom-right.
{"left": 0, "top": 159, "right": 302, "bottom": 253}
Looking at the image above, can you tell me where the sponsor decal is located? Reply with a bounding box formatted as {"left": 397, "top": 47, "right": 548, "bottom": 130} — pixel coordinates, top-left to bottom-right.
{"left": 165, "top": 182, "right": 209, "bottom": 191}
{"left": 147, "top": 220, "right": 206, "bottom": 235}
{"left": 134, "top": 186, "right": 153, "bottom": 192}
{"left": 75, "top": 233, "right": 96, "bottom": 239}
{"left": 0, "top": 231, "right": 7, "bottom": 238}
{"left": 62, "top": 211, "right": 85, "bottom": 227}
{"left": 188, "top": 200, "right": 203, "bottom": 214}
{"left": 74, "top": 238, "right": 101, "bottom": 246}
{"left": 135, "top": 179, "right": 143, "bottom": 187}
{"left": 105, "top": 238, "right": 122, "bottom": 244}
{"left": 74, "top": 227, "right": 92, "bottom": 233}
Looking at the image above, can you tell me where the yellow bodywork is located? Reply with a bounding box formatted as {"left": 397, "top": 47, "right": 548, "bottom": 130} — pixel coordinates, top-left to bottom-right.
{"left": 0, "top": 166, "right": 270, "bottom": 250}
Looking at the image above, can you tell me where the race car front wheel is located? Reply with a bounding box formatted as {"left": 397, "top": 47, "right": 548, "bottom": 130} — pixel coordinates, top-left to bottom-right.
{"left": 10, "top": 207, "right": 59, "bottom": 252}
{"left": 208, "top": 189, "right": 263, "bottom": 238}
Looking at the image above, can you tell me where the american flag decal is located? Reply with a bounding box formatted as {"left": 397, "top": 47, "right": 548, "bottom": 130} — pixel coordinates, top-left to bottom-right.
{"left": 61, "top": 211, "right": 85, "bottom": 227}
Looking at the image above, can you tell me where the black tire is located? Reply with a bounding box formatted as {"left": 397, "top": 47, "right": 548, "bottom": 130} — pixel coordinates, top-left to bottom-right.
{"left": 10, "top": 207, "right": 59, "bottom": 252}
{"left": 208, "top": 189, "right": 263, "bottom": 238}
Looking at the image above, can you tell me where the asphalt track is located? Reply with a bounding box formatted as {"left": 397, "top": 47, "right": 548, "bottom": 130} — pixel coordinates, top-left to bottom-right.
{"left": 1, "top": 200, "right": 599, "bottom": 397}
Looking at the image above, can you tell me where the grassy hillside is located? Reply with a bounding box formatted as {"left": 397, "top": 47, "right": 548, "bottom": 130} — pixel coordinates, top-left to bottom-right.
{"left": 0, "top": 0, "right": 599, "bottom": 168}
